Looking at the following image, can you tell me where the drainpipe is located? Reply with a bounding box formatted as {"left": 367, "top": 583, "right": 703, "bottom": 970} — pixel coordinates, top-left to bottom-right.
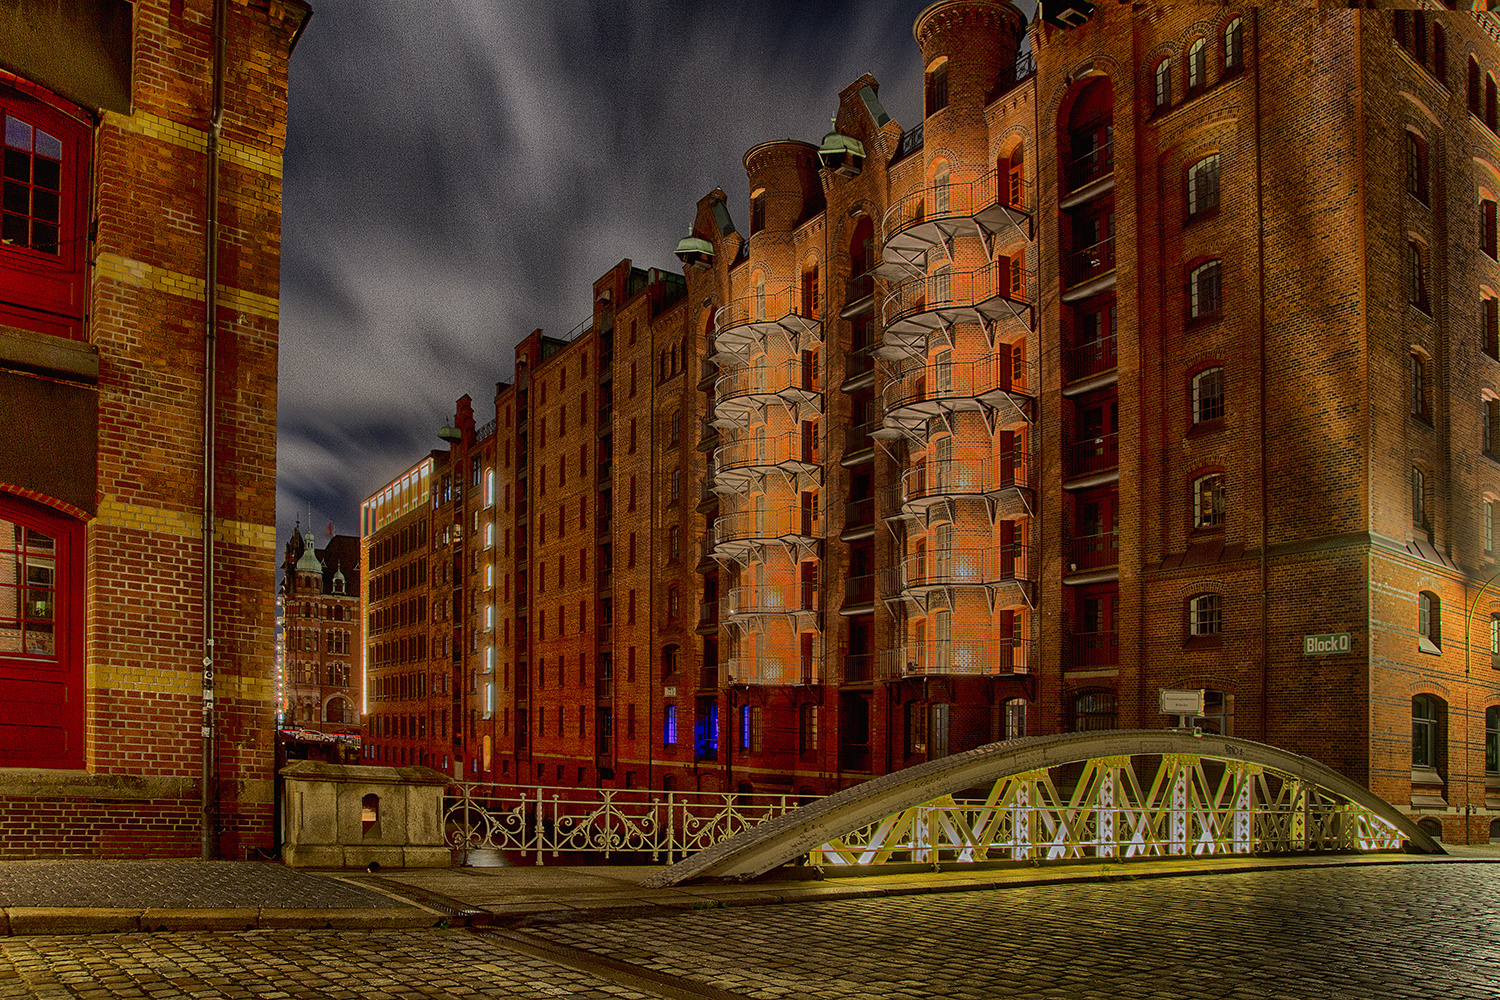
{"left": 200, "top": 0, "right": 227, "bottom": 861}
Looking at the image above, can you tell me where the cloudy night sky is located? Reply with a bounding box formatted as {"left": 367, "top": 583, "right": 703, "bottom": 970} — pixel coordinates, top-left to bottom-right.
{"left": 275, "top": 0, "right": 1037, "bottom": 551}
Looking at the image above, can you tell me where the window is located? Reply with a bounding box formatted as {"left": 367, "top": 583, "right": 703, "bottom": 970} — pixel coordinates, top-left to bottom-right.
{"left": 1187, "top": 38, "right": 1206, "bottom": 90}
{"left": 1410, "top": 354, "right": 1429, "bottom": 421}
{"left": 0, "top": 498, "right": 84, "bottom": 768}
{"left": 1189, "top": 593, "right": 1222, "bottom": 636}
{"left": 1412, "top": 694, "right": 1440, "bottom": 769}
{"left": 1418, "top": 591, "right": 1441, "bottom": 651}
{"left": 1433, "top": 22, "right": 1446, "bottom": 83}
{"left": 1405, "top": 132, "right": 1427, "bottom": 204}
{"left": 1413, "top": 466, "right": 1429, "bottom": 533}
{"left": 1486, "top": 297, "right": 1499, "bottom": 360}
{"left": 1487, "top": 705, "right": 1499, "bottom": 775}
{"left": 1187, "top": 154, "right": 1219, "bottom": 218}
{"left": 669, "top": 410, "right": 681, "bottom": 445}
{"left": 1192, "top": 367, "right": 1225, "bottom": 424}
{"left": 749, "top": 189, "right": 766, "bottom": 235}
{"left": 1154, "top": 58, "right": 1171, "bottom": 109}
{"left": 1224, "top": 17, "right": 1243, "bottom": 71}
{"left": 1487, "top": 499, "right": 1494, "bottom": 555}
{"left": 739, "top": 704, "right": 762, "bottom": 753}
{"left": 798, "top": 703, "right": 819, "bottom": 756}
{"left": 925, "top": 59, "right": 949, "bottom": 116}
{"left": 1004, "top": 698, "right": 1027, "bottom": 739}
{"left": 671, "top": 468, "right": 681, "bottom": 503}
{"left": 1189, "top": 260, "right": 1221, "bottom": 319}
{"left": 1485, "top": 200, "right": 1499, "bottom": 260}
{"left": 1471, "top": 57, "right": 1482, "bottom": 116}
{"left": 1193, "top": 472, "right": 1226, "bottom": 529}
{"left": 1070, "top": 689, "right": 1117, "bottom": 732}
{"left": 663, "top": 704, "right": 677, "bottom": 746}
{"left": 667, "top": 586, "right": 680, "bottom": 622}
{"left": 668, "top": 525, "right": 680, "bottom": 561}
{"left": 662, "top": 643, "right": 679, "bottom": 677}
{"left": 933, "top": 160, "right": 951, "bottom": 216}
{"left": 1489, "top": 74, "right": 1498, "bottom": 131}
{"left": 1408, "top": 242, "right": 1428, "bottom": 311}
{"left": 1486, "top": 398, "right": 1499, "bottom": 457}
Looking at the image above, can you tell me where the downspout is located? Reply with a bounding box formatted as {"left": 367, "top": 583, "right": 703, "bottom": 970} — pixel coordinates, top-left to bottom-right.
{"left": 200, "top": 0, "right": 227, "bottom": 861}
{"left": 1254, "top": 8, "right": 1270, "bottom": 742}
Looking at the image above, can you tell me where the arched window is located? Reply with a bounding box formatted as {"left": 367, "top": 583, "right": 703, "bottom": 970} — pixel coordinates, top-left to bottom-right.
{"left": 1007, "top": 145, "right": 1026, "bottom": 208}
{"left": 1484, "top": 198, "right": 1499, "bottom": 259}
{"left": 934, "top": 521, "right": 954, "bottom": 582}
{"left": 933, "top": 263, "right": 952, "bottom": 305}
{"left": 934, "top": 433, "right": 954, "bottom": 491}
{"left": 1154, "top": 57, "right": 1172, "bottom": 109}
{"left": 1434, "top": 23, "right": 1446, "bottom": 82}
{"left": 1224, "top": 18, "right": 1243, "bottom": 71}
{"left": 1192, "top": 690, "right": 1233, "bottom": 735}
{"left": 0, "top": 497, "right": 84, "bottom": 769}
{"left": 1412, "top": 694, "right": 1442, "bottom": 769}
{"left": 1410, "top": 353, "right": 1430, "bottom": 421}
{"left": 1405, "top": 131, "right": 1428, "bottom": 203}
{"left": 1488, "top": 74, "right": 1497, "bottom": 130}
{"left": 1188, "top": 38, "right": 1206, "bottom": 89}
{"left": 753, "top": 271, "right": 766, "bottom": 321}
{"left": 925, "top": 57, "right": 949, "bottom": 116}
{"left": 750, "top": 188, "right": 766, "bottom": 234}
{"left": 849, "top": 215, "right": 874, "bottom": 277}
{"left": 932, "top": 159, "right": 951, "bottom": 215}
{"left": 1189, "top": 593, "right": 1222, "bottom": 636}
{"left": 1189, "top": 259, "right": 1222, "bottom": 318}
{"left": 1192, "top": 366, "right": 1225, "bottom": 424}
{"left": 1412, "top": 466, "right": 1429, "bottom": 534}
{"left": 801, "top": 258, "right": 819, "bottom": 318}
{"left": 1193, "top": 472, "right": 1226, "bottom": 529}
{"left": 1486, "top": 704, "right": 1500, "bottom": 775}
{"left": 1418, "top": 590, "right": 1441, "bottom": 649}
{"left": 1471, "top": 57, "right": 1482, "bottom": 115}
{"left": 1188, "top": 154, "right": 1220, "bottom": 217}
{"left": 1408, "top": 241, "right": 1428, "bottom": 310}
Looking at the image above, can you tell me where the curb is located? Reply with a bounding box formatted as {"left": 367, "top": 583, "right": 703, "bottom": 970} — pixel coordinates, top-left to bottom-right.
{"left": 0, "top": 906, "right": 442, "bottom": 937}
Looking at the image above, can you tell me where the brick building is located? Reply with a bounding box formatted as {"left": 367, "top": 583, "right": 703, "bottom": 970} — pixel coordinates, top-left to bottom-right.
{"left": 0, "top": 0, "right": 309, "bottom": 857}
{"left": 362, "top": 2, "right": 1500, "bottom": 842}
{"left": 278, "top": 528, "right": 360, "bottom": 735}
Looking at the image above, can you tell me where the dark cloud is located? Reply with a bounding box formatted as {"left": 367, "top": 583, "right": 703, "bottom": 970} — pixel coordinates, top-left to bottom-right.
{"left": 276, "top": 0, "right": 1034, "bottom": 546}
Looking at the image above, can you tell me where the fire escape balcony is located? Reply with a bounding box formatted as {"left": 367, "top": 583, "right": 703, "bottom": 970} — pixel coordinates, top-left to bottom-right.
{"left": 880, "top": 261, "right": 1033, "bottom": 359}
{"left": 878, "top": 543, "right": 1034, "bottom": 608}
{"left": 1062, "top": 236, "right": 1116, "bottom": 303}
{"left": 881, "top": 456, "right": 1032, "bottom": 522}
{"left": 878, "top": 170, "right": 1034, "bottom": 280}
{"left": 1064, "top": 627, "right": 1119, "bottom": 668}
{"left": 879, "top": 356, "right": 1035, "bottom": 440}
{"left": 1063, "top": 331, "right": 1120, "bottom": 394}
{"left": 713, "top": 359, "right": 824, "bottom": 422}
{"left": 723, "top": 645, "right": 823, "bottom": 687}
{"left": 841, "top": 272, "right": 877, "bottom": 319}
{"left": 696, "top": 599, "right": 719, "bottom": 635}
{"left": 712, "top": 431, "right": 824, "bottom": 491}
{"left": 712, "top": 507, "right": 822, "bottom": 560}
{"left": 1064, "top": 531, "right": 1119, "bottom": 582}
{"left": 1063, "top": 432, "right": 1119, "bottom": 486}
{"left": 840, "top": 416, "right": 880, "bottom": 466}
{"left": 1060, "top": 137, "right": 1114, "bottom": 208}
{"left": 712, "top": 284, "right": 823, "bottom": 362}
{"left": 841, "top": 573, "right": 875, "bottom": 616}
{"left": 877, "top": 639, "right": 1031, "bottom": 679}
{"left": 840, "top": 496, "right": 875, "bottom": 542}
{"left": 721, "top": 582, "right": 820, "bottom": 621}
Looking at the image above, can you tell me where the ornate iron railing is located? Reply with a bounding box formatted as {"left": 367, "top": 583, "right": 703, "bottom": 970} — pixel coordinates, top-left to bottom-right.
{"left": 446, "top": 784, "right": 806, "bottom": 865}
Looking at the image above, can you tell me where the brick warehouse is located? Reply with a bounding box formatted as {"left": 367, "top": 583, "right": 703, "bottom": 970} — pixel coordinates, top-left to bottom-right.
{"left": 0, "top": 0, "right": 309, "bottom": 857}
{"left": 358, "top": 1, "right": 1500, "bottom": 843}
{"left": 277, "top": 527, "right": 360, "bottom": 737}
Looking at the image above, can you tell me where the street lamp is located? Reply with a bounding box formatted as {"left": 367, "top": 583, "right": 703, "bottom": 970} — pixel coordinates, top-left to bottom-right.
{"left": 1462, "top": 569, "right": 1500, "bottom": 844}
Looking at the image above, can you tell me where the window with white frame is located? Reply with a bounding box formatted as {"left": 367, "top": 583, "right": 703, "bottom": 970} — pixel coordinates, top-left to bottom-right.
{"left": 1413, "top": 466, "right": 1428, "bottom": 532}
{"left": 1189, "top": 593, "right": 1222, "bottom": 636}
{"left": 1486, "top": 499, "right": 1494, "bottom": 555}
{"left": 1224, "top": 17, "right": 1243, "bottom": 70}
{"left": 1412, "top": 694, "right": 1441, "bottom": 769}
{"left": 1193, "top": 472, "right": 1226, "bottom": 529}
{"left": 1188, "top": 38, "right": 1206, "bottom": 89}
{"left": 1190, "top": 260, "right": 1221, "bottom": 318}
{"left": 1418, "top": 590, "right": 1441, "bottom": 651}
{"left": 1155, "top": 58, "right": 1172, "bottom": 109}
{"left": 1188, "top": 154, "right": 1220, "bottom": 217}
{"left": 1192, "top": 366, "right": 1225, "bottom": 424}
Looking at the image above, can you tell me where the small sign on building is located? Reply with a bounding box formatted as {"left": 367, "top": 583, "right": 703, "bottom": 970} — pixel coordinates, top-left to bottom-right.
{"left": 1303, "top": 633, "right": 1352, "bottom": 656}
{"left": 1159, "top": 688, "right": 1205, "bottom": 716}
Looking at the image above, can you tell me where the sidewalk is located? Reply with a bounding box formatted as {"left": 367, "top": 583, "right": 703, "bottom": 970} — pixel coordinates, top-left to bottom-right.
{"left": 1, "top": 845, "right": 1496, "bottom": 936}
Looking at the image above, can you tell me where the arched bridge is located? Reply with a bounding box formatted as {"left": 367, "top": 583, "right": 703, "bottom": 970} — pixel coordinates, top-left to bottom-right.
{"left": 645, "top": 730, "right": 1443, "bottom": 887}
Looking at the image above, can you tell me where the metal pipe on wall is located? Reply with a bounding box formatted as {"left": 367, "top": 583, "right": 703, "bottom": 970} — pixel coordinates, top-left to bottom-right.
{"left": 200, "top": 0, "right": 227, "bottom": 861}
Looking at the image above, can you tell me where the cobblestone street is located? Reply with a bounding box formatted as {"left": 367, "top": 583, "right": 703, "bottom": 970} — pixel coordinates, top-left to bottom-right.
{"left": 1, "top": 862, "right": 1497, "bottom": 998}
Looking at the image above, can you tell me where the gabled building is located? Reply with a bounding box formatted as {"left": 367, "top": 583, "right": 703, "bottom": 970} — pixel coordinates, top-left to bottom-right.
{"left": 278, "top": 527, "right": 361, "bottom": 735}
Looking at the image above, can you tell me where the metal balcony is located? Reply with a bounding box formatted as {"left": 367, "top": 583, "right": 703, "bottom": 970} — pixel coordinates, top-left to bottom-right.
{"left": 1065, "top": 628, "right": 1119, "bottom": 668}
{"left": 723, "top": 649, "right": 822, "bottom": 687}
{"left": 841, "top": 574, "right": 875, "bottom": 616}
{"left": 722, "top": 582, "right": 820, "bottom": 619}
{"left": 1064, "top": 532, "right": 1119, "bottom": 575}
{"left": 841, "top": 272, "right": 877, "bottom": 318}
{"left": 877, "top": 639, "right": 1030, "bottom": 679}
{"left": 1064, "top": 138, "right": 1114, "bottom": 199}
{"left": 879, "top": 169, "right": 1033, "bottom": 279}
{"left": 712, "top": 507, "right": 822, "bottom": 559}
{"left": 714, "top": 359, "right": 824, "bottom": 420}
{"left": 1063, "top": 433, "right": 1119, "bottom": 483}
{"left": 1065, "top": 332, "right": 1119, "bottom": 389}
{"left": 880, "top": 261, "right": 1032, "bottom": 357}
{"left": 697, "top": 599, "right": 719, "bottom": 635}
{"left": 712, "top": 283, "right": 823, "bottom": 361}
{"left": 713, "top": 430, "right": 824, "bottom": 489}
{"left": 880, "top": 357, "right": 1035, "bottom": 438}
{"left": 1064, "top": 236, "right": 1116, "bottom": 300}
{"left": 842, "top": 652, "right": 874, "bottom": 683}
{"left": 882, "top": 455, "right": 1031, "bottom": 521}
{"left": 880, "top": 544, "right": 1032, "bottom": 601}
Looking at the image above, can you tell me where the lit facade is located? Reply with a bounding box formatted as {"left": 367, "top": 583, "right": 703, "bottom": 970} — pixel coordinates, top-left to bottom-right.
{"left": 363, "top": 1, "right": 1500, "bottom": 843}
{"left": 278, "top": 529, "right": 361, "bottom": 735}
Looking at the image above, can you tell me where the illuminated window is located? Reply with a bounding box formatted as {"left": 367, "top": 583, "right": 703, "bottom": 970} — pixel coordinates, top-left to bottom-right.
{"left": 1154, "top": 58, "right": 1172, "bottom": 109}
{"left": 1192, "top": 367, "right": 1225, "bottom": 424}
{"left": 1188, "top": 38, "right": 1206, "bottom": 89}
{"left": 1418, "top": 591, "right": 1441, "bottom": 651}
{"left": 925, "top": 59, "right": 949, "bottom": 116}
{"left": 1412, "top": 694, "right": 1441, "bottom": 769}
{"left": 1224, "top": 18, "right": 1243, "bottom": 70}
{"left": 1189, "top": 260, "right": 1221, "bottom": 318}
{"left": 1188, "top": 593, "right": 1221, "bottom": 636}
{"left": 1188, "top": 154, "right": 1219, "bottom": 217}
{"left": 1193, "top": 472, "right": 1226, "bottom": 529}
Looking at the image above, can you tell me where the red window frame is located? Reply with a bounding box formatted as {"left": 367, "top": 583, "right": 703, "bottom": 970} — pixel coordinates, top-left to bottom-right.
{"left": 0, "top": 494, "right": 85, "bottom": 769}
{"left": 0, "top": 83, "right": 90, "bottom": 340}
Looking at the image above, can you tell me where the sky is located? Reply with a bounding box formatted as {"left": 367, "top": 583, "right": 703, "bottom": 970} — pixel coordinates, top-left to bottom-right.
{"left": 275, "top": 0, "right": 1036, "bottom": 553}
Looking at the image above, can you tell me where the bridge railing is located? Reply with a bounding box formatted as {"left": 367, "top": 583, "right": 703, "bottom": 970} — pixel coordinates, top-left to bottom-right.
{"left": 444, "top": 783, "right": 806, "bottom": 865}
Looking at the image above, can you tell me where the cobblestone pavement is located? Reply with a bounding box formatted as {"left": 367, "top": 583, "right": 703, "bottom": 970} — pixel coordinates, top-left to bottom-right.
{"left": 534, "top": 862, "right": 1500, "bottom": 999}
{"left": 0, "top": 862, "right": 393, "bottom": 909}
{"left": 1, "top": 862, "right": 1497, "bottom": 998}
